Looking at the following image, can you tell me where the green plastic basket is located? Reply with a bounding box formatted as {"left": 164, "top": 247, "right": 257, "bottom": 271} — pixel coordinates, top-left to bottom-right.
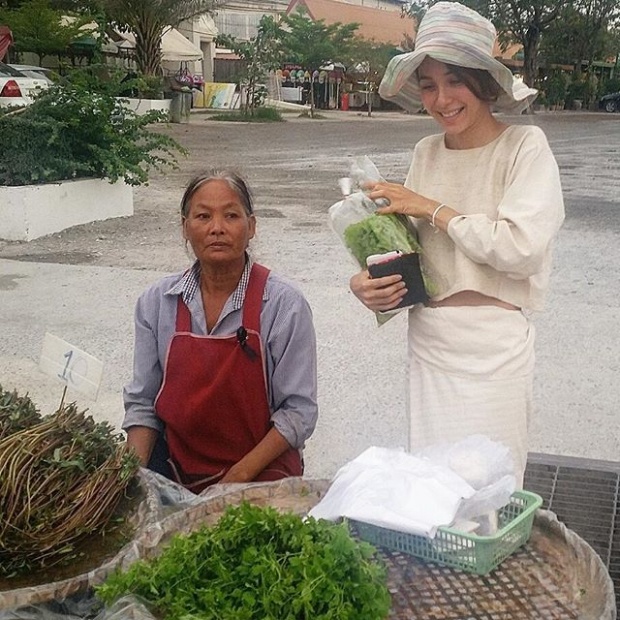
{"left": 350, "top": 490, "right": 543, "bottom": 575}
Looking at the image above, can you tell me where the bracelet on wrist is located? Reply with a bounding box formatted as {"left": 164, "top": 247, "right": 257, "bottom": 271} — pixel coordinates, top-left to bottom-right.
{"left": 430, "top": 203, "right": 448, "bottom": 228}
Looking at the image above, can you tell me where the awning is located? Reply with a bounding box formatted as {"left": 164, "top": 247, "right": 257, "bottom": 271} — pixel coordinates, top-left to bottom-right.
{"left": 111, "top": 27, "right": 203, "bottom": 62}
{"left": 192, "top": 14, "right": 217, "bottom": 38}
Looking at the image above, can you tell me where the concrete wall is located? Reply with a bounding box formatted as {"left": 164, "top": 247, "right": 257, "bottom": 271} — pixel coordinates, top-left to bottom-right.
{"left": 0, "top": 178, "right": 133, "bottom": 242}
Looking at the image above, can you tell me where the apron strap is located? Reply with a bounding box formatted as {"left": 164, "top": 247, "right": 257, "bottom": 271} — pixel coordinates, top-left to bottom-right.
{"left": 242, "top": 263, "right": 270, "bottom": 333}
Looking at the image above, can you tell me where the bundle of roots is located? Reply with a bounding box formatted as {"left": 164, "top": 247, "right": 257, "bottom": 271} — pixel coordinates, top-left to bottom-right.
{"left": 0, "top": 385, "right": 41, "bottom": 440}
{"left": 0, "top": 386, "right": 139, "bottom": 575}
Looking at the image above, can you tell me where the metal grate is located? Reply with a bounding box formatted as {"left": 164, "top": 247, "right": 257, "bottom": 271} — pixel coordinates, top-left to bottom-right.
{"left": 524, "top": 452, "right": 620, "bottom": 610}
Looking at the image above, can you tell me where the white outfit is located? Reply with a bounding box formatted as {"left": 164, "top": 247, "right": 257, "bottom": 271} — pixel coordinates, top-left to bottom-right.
{"left": 405, "top": 125, "right": 565, "bottom": 484}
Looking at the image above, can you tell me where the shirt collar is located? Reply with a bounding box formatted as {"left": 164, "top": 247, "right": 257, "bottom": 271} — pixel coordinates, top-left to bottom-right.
{"left": 166, "top": 255, "right": 256, "bottom": 310}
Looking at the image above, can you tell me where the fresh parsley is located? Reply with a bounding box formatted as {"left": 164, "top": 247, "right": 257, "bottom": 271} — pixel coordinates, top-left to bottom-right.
{"left": 96, "top": 501, "right": 391, "bottom": 619}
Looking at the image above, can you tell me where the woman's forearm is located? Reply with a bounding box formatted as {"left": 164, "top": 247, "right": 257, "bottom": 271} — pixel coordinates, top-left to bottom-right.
{"left": 222, "top": 427, "right": 291, "bottom": 483}
{"left": 126, "top": 426, "right": 160, "bottom": 467}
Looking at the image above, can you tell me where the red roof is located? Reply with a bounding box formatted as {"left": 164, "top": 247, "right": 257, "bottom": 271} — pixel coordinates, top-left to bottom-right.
{"left": 286, "top": 0, "right": 415, "bottom": 47}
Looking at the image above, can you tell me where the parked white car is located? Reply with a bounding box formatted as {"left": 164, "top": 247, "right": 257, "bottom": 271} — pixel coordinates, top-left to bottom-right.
{"left": 8, "top": 64, "right": 55, "bottom": 86}
{"left": 0, "top": 61, "right": 50, "bottom": 108}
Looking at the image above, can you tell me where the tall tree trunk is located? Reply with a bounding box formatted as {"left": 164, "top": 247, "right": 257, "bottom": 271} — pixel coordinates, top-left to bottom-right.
{"left": 135, "top": 15, "right": 163, "bottom": 76}
{"left": 522, "top": 26, "right": 542, "bottom": 88}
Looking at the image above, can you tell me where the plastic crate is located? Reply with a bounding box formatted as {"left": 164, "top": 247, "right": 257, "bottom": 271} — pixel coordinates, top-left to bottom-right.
{"left": 350, "top": 490, "right": 543, "bottom": 575}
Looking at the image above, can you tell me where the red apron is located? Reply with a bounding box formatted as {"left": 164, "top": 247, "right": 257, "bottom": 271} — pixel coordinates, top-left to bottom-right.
{"left": 155, "top": 263, "right": 302, "bottom": 492}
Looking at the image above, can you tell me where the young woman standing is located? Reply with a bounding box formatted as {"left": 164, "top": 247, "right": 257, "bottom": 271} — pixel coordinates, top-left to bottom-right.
{"left": 350, "top": 2, "right": 565, "bottom": 485}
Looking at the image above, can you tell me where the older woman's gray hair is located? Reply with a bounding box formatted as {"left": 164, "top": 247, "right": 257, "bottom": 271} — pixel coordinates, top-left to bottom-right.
{"left": 180, "top": 170, "right": 254, "bottom": 218}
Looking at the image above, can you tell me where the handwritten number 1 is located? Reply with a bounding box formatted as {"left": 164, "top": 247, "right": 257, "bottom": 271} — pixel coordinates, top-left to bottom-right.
{"left": 59, "top": 350, "right": 73, "bottom": 381}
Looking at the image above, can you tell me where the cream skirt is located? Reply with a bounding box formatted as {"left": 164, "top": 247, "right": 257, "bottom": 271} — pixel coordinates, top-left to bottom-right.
{"left": 407, "top": 305, "right": 535, "bottom": 486}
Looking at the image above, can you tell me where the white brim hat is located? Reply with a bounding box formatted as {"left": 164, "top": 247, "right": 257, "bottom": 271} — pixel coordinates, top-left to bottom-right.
{"left": 378, "top": 2, "right": 538, "bottom": 114}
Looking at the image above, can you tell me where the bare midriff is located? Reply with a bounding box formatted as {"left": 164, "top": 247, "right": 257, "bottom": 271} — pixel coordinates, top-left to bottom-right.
{"left": 426, "top": 290, "right": 520, "bottom": 311}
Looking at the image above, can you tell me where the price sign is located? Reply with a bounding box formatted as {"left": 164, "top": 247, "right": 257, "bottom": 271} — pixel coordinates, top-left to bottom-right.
{"left": 39, "top": 333, "right": 104, "bottom": 400}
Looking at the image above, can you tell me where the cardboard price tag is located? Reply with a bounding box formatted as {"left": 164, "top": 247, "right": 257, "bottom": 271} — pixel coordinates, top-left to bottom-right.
{"left": 39, "top": 333, "right": 104, "bottom": 401}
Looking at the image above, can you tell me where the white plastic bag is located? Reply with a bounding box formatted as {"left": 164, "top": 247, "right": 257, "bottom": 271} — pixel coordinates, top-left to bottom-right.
{"left": 308, "top": 446, "right": 476, "bottom": 538}
{"left": 309, "top": 436, "right": 517, "bottom": 539}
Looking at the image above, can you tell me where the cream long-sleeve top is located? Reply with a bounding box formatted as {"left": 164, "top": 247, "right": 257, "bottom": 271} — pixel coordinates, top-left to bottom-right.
{"left": 406, "top": 125, "right": 565, "bottom": 311}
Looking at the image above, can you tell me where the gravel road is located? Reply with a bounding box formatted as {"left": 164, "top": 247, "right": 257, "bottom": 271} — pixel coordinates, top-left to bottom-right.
{"left": 1, "top": 109, "right": 618, "bottom": 478}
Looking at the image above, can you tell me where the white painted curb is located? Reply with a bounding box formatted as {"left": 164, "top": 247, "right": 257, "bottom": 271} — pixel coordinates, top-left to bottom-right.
{"left": 0, "top": 178, "right": 134, "bottom": 241}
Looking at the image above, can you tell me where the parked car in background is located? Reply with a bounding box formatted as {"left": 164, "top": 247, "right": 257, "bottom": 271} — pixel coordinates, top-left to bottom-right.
{"left": 599, "top": 91, "right": 620, "bottom": 113}
{"left": 0, "top": 61, "right": 50, "bottom": 108}
{"left": 8, "top": 64, "right": 55, "bottom": 86}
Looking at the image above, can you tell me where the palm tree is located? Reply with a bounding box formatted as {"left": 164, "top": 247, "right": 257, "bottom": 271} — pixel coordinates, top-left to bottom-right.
{"left": 102, "top": 0, "right": 223, "bottom": 75}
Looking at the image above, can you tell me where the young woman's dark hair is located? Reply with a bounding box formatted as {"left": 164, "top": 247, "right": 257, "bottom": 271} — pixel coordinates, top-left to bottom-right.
{"left": 415, "top": 61, "right": 503, "bottom": 103}
{"left": 447, "top": 64, "right": 502, "bottom": 103}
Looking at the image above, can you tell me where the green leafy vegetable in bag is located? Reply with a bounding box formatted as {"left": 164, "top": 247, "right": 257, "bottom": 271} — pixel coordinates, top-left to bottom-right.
{"left": 344, "top": 213, "right": 422, "bottom": 267}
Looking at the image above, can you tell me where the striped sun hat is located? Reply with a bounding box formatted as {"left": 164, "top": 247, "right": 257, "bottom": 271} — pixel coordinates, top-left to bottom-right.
{"left": 378, "top": 2, "right": 537, "bottom": 114}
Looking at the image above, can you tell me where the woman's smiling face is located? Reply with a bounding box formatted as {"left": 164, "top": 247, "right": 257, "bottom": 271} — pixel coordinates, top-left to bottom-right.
{"left": 417, "top": 56, "right": 495, "bottom": 148}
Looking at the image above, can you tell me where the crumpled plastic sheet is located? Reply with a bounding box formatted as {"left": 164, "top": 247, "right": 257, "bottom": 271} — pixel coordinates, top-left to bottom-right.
{"left": 308, "top": 439, "right": 516, "bottom": 538}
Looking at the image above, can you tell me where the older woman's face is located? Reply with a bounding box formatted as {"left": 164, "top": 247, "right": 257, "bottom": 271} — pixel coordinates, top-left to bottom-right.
{"left": 183, "top": 179, "right": 255, "bottom": 266}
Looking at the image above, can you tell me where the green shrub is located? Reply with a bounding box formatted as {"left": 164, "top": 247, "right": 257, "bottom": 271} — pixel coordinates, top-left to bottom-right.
{"left": 545, "top": 71, "right": 569, "bottom": 106}
{"left": 0, "top": 82, "right": 185, "bottom": 187}
{"left": 210, "top": 106, "right": 283, "bottom": 122}
{"left": 602, "top": 77, "right": 620, "bottom": 96}
{"left": 0, "top": 116, "right": 77, "bottom": 185}
{"left": 566, "top": 77, "right": 587, "bottom": 105}
{"left": 61, "top": 65, "right": 164, "bottom": 100}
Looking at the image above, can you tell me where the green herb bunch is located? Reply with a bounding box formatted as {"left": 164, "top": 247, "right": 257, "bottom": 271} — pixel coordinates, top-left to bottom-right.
{"left": 0, "top": 383, "right": 42, "bottom": 440}
{"left": 97, "top": 502, "right": 391, "bottom": 620}
{"left": 0, "top": 402, "right": 140, "bottom": 575}
{"left": 343, "top": 213, "right": 422, "bottom": 267}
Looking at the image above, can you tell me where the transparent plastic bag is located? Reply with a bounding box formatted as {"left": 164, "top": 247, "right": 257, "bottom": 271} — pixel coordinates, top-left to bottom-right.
{"left": 329, "top": 157, "right": 428, "bottom": 325}
{"left": 417, "top": 435, "right": 517, "bottom": 535}
{"left": 330, "top": 156, "right": 422, "bottom": 262}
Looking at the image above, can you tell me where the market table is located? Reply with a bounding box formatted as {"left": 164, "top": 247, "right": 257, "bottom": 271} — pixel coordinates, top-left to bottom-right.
{"left": 0, "top": 476, "right": 615, "bottom": 619}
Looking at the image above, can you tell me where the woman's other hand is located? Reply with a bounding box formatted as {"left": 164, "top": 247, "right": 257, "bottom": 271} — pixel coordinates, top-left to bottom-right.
{"left": 350, "top": 270, "right": 407, "bottom": 312}
{"left": 220, "top": 461, "right": 252, "bottom": 483}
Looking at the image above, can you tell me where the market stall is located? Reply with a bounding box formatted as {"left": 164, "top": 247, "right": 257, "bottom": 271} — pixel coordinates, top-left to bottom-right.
{"left": 276, "top": 62, "right": 346, "bottom": 109}
{"left": 0, "top": 387, "right": 616, "bottom": 619}
{"left": 0, "top": 475, "right": 616, "bottom": 620}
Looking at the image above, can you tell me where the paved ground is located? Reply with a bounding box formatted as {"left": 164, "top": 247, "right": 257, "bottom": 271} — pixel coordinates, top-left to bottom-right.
{"left": 0, "top": 108, "right": 619, "bottom": 479}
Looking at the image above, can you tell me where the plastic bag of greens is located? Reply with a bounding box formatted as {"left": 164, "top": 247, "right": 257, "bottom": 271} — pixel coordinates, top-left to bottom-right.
{"left": 329, "top": 158, "right": 430, "bottom": 325}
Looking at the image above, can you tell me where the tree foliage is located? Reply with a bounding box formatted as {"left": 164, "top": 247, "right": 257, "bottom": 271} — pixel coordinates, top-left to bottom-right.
{"left": 100, "top": 0, "right": 222, "bottom": 75}
{"left": 279, "top": 10, "right": 359, "bottom": 68}
{"left": 278, "top": 8, "right": 359, "bottom": 115}
{"left": 542, "top": 0, "right": 620, "bottom": 66}
{"left": 215, "top": 15, "right": 281, "bottom": 115}
{"left": 0, "top": 0, "right": 94, "bottom": 64}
